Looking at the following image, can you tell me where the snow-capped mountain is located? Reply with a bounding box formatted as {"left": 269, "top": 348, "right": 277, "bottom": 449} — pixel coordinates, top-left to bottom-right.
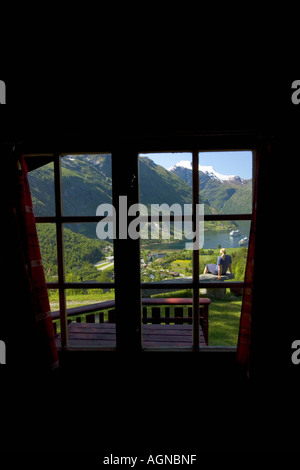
{"left": 168, "top": 160, "right": 244, "bottom": 184}
{"left": 169, "top": 160, "right": 252, "bottom": 213}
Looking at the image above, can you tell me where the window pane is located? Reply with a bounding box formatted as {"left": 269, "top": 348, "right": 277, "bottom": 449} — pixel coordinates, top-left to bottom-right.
{"left": 201, "top": 294, "right": 242, "bottom": 347}
{"left": 36, "top": 223, "right": 57, "bottom": 282}
{"left": 28, "top": 161, "right": 55, "bottom": 216}
{"left": 64, "top": 288, "right": 116, "bottom": 349}
{"left": 198, "top": 151, "right": 253, "bottom": 215}
{"left": 61, "top": 154, "right": 112, "bottom": 216}
{"left": 66, "top": 288, "right": 115, "bottom": 318}
{"left": 139, "top": 152, "right": 193, "bottom": 207}
{"left": 203, "top": 220, "right": 250, "bottom": 249}
{"left": 141, "top": 288, "right": 195, "bottom": 349}
{"left": 63, "top": 223, "right": 114, "bottom": 283}
{"left": 49, "top": 288, "right": 60, "bottom": 337}
{"left": 201, "top": 220, "right": 250, "bottom": 281}
{"left": 138, "top": 153, "right": 193, "bottom": 283}
{"left": 141, "top": 245, "right": 193, "bottom": 282}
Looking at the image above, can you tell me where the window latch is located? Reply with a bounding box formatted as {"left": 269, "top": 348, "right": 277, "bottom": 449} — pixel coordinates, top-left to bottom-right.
{"left": 130, "top": 174, "right": 136, "bottom": 188}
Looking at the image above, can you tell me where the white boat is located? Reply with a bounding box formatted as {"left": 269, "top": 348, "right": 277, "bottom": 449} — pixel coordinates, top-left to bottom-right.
{"left": 239, "top": 237, "right": 249, "bottom": 246}
{"left": 229, "top": 229, "right": 241, "bottom": 237}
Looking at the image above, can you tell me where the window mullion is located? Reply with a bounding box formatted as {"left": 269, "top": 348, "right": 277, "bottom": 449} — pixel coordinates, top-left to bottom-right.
{"left": 112, "top": 150, "right": 142, "bottom": 351}
{"left": 54, "top": 155, "right": 68, "bottom": 348}
{"left": 192, "top": 150, "right": 200, "bottom": 350}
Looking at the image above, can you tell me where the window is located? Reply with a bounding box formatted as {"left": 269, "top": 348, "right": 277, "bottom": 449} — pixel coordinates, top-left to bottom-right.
{"left": 28, "top": 154, "right": 115, "bottom": 349}
{"left": 138, "top": 151, "right": 253, "bottom": 349}
{"left": 27, "top": 145, "right": 254, "bottom": 352}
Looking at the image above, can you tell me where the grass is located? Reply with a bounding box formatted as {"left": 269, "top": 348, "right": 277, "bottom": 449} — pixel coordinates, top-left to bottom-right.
{"left": 208, "top": 298, "right": 241, "bottom": 346}
{"left": 170, "top": 259, "right": 192, "bottom": 274}
{"left": 49, "top": 290, "right": 114, "bottom": 312}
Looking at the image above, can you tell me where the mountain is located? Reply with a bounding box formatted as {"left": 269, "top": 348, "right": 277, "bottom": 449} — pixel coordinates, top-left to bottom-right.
{"left": 169, "top": 161, "right": 252, "bottom": 214}
{"left": 27, "top": 154, "right": 112, "bottom": 219}
{"left": 138, "top": 157, "right": 210, "bottom": 212}
{"left": 61, "top": 155, "right": 112, "bottom": 217}
{"left": 28, "top": 155, "right": 252, "bottom": 247}
{"left": 139, "top": 156, "right": 192, "bottom": 207}
{"left": 169, "top": 160, "right": 244, "bottom": 184}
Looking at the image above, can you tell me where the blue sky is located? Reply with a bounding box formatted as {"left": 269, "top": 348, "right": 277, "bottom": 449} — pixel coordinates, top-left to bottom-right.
{"left": 139, "top": 151, "right": 253, "bottom": 179}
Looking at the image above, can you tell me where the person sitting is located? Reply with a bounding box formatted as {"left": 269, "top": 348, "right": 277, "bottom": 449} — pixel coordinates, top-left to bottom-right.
{"left": 204, "top": 248, "right": 232, "bottom": 280}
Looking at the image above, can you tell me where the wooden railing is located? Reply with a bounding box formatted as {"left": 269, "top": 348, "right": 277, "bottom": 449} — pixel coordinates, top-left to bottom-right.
{"left": 52, "top": 297, "right": 210, "bottom": 344}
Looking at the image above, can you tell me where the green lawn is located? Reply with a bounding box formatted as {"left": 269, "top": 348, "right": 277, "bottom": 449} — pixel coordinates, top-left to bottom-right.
{"left": 208, "top": 298, "right": 241, "bottom": 346}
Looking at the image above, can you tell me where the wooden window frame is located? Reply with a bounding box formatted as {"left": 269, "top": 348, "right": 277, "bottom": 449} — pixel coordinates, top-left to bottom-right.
{"left": 138, "top": 149, "right": 253, "bottom": 350}
{"left": 33, "top": 153, "right": 116, "bottom": 350}
{"left": 27, "top": 142, "right": 255, "bottom": 352}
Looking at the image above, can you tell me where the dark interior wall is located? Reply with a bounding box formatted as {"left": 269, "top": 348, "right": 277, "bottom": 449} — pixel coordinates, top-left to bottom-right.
{"left": 1, "top": 76, "right": 300, "bottom": 450}
{"left": 0, "top": 119, "right": 296, "bottom": 367}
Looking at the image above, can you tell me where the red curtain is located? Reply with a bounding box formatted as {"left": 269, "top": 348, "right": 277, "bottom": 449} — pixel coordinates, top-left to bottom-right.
{"left": 13, "top": 154, "right": 59, "bottom": 370}
{"left": 236, "top": 141, "right": 270, "bottom": 374}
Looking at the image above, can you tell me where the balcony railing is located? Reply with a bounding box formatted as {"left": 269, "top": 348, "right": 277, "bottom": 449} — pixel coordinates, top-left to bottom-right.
{"left": 52, "top": 297, "right": 210, "bottom": 347}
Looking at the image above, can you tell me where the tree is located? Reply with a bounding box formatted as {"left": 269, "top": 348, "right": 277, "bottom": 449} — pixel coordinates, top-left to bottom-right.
{"left": 142, "top": 251, "right": 148, "bottom": 264}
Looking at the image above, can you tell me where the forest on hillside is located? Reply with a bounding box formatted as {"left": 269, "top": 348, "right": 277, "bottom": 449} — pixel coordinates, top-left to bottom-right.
{"left": 37, "top": 224, "right": 114, "bottom": 283}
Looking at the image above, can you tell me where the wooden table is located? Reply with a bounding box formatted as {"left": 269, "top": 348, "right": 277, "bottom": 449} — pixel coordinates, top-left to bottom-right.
{"left": 56, "top": 323, "right": 206, "bottom": 349}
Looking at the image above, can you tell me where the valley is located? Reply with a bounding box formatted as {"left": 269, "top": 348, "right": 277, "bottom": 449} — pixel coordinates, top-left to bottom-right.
{"left": 29, "top": 154, "right": 251, "bottom": 285}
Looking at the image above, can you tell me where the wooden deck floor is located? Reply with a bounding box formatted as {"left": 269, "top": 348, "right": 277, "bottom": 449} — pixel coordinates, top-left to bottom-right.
{"left": 56, "top": 323, "right": 206, "bottom": 349}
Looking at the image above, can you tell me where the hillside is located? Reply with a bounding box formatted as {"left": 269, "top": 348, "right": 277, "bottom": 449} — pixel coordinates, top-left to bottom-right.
{"left": 36, "top": 224, "right": 111, "bottom": 282}
{"left": 139, "top": 156, "right": 192, "bottom": 207}
{"left": 138, "top": 157, "right": 211, "bottom": 213}
{"left": 28, "top": 155, "right": 112, "bottom": 220}
{"left": 61, "top": 155, "right": 113, "bottom": 216}
{"left": 221, "top": 180, "right": 253, "bottom": 213}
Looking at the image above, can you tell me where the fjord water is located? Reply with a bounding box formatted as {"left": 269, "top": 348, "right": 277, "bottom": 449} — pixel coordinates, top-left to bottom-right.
{"left": 203, "top": 220, "right": 250, "bottom": 249}
{"left": 142, "top": 220, "right": 251, "bottom": 251}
